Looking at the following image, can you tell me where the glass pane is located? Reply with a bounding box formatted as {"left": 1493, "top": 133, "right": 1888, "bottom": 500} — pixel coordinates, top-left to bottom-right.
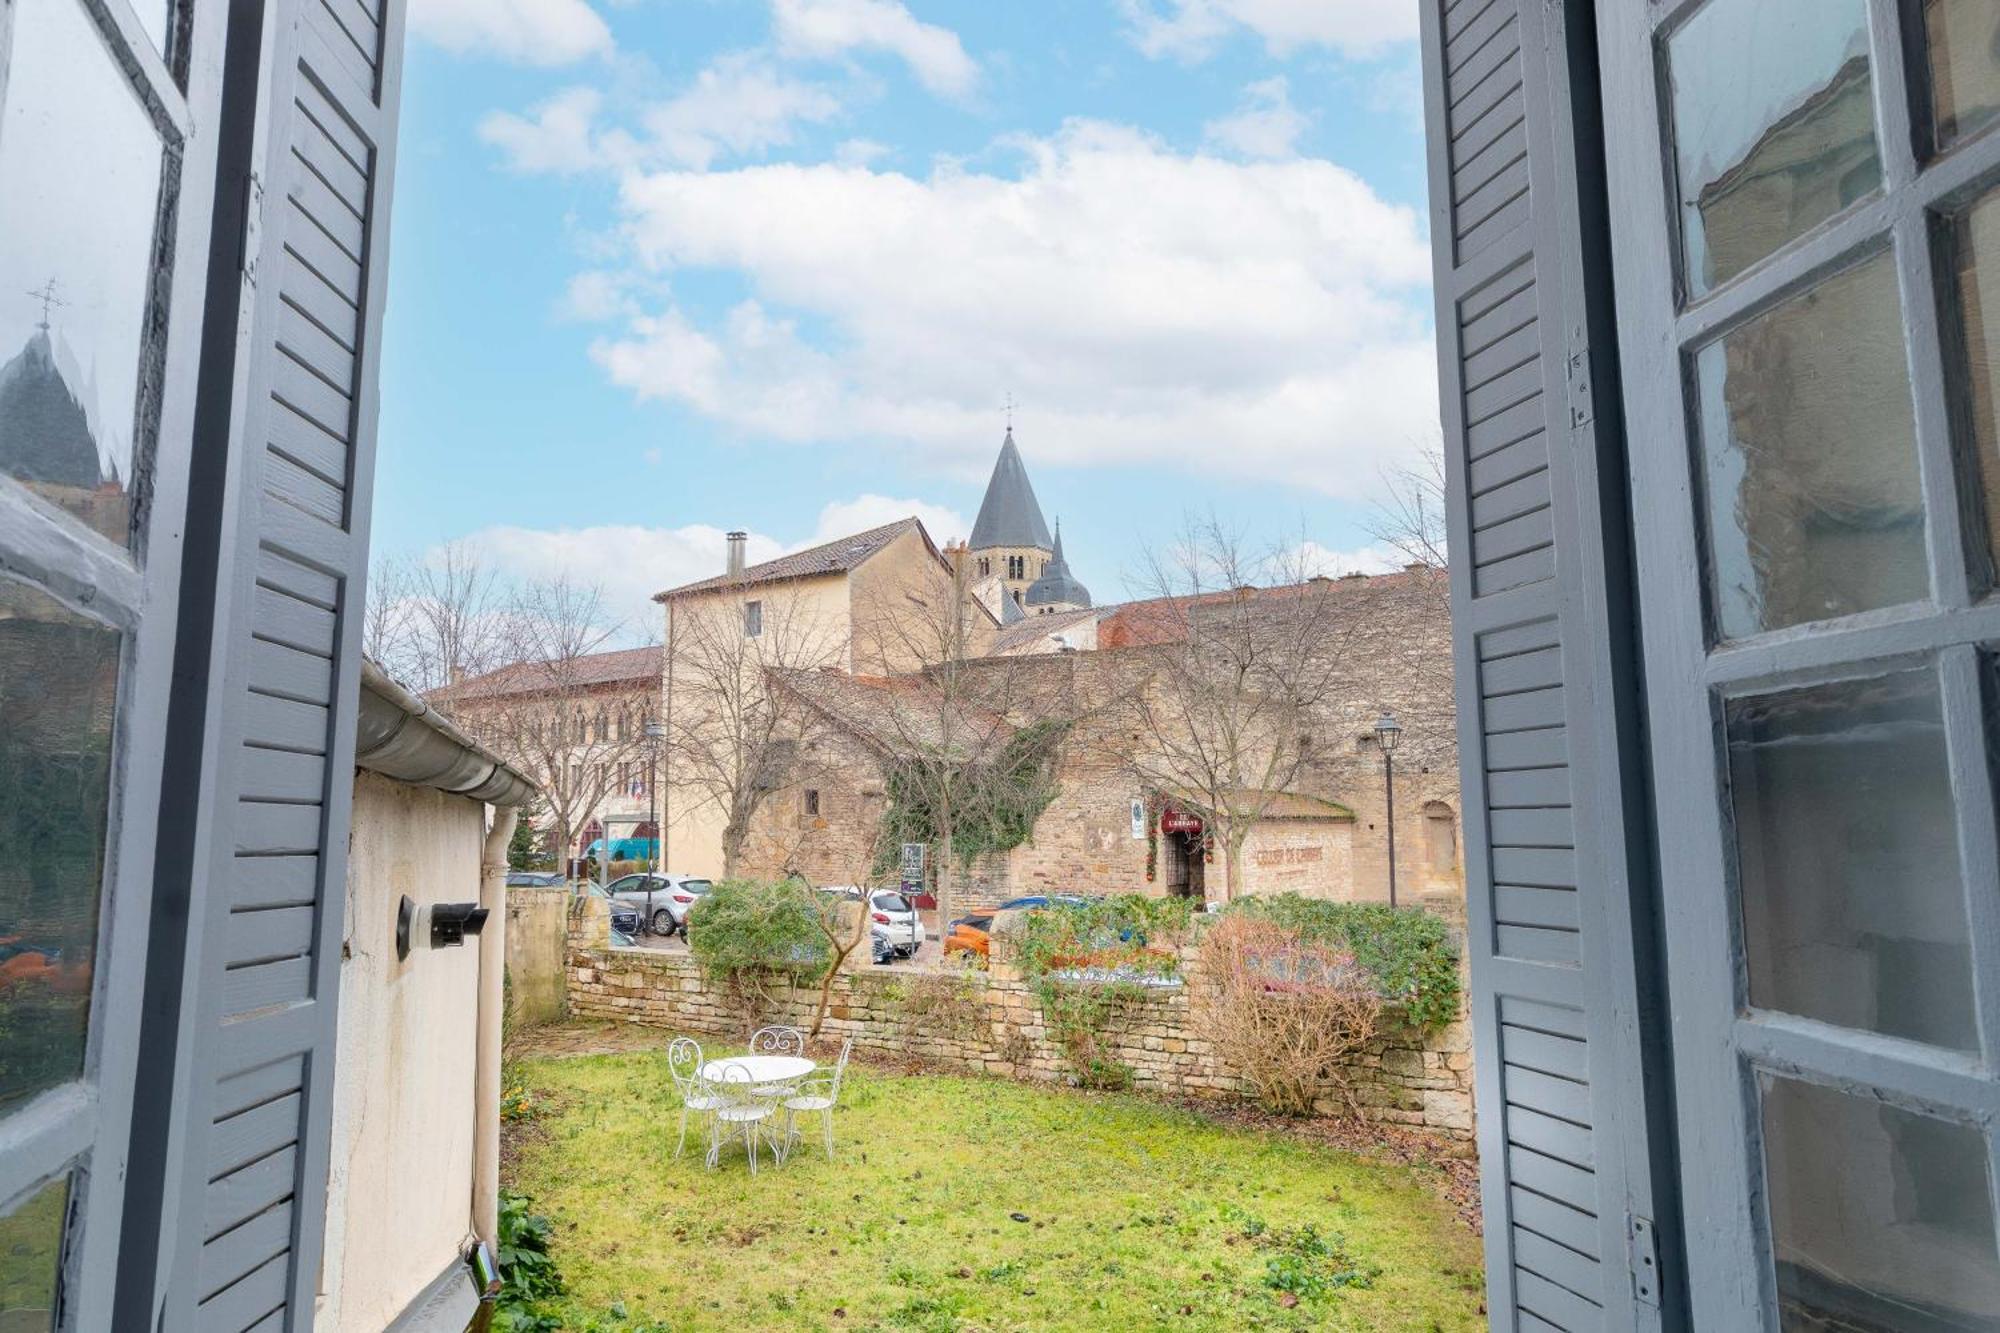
{"left": 1668, "top": 0, "right": 1880, "bottom": 296}
{"left": 135, "top": 0, "right": 172, "bottom": 56}
{"left": 0, "top": 1174, "right": 69, "bottom": 1331}
{"left": 0, "top": 579, "right": 120, "bottom": 1111}
{"left": 1925, "top": 0, "right": 2000, "bottom": 152}
{"left": 1946, "top": 190, "right": 2000, "bottom": 589}
{"left": 1725, "top": 669, "right": 1974, "bottom": 1051}
{"left": 1695, "top": 252, "right": 1925, "bottom": 638}
{"left": 1759, "top": 1073, "right": 2000, "bottom": 1329}
{"left": 0, "top": 0, "right": 167, "bottom": 549}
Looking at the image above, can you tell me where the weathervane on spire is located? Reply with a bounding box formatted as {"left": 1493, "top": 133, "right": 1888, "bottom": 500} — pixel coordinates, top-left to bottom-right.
{"left": 1004, "top": 392, "right": 1015, "bottom": 434}
{"left": 26, "top": 278, "right": 64, "bottom": 333}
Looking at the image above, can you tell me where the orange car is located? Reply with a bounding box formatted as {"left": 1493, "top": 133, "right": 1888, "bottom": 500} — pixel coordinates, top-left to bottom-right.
{"left": 942, "top": 913, "right": 993, "bottom": 958}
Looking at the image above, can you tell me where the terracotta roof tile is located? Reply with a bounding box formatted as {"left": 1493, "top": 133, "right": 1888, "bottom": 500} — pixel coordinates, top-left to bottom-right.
{"left": 429, "top": 645, "right": 660, "bottom": 702}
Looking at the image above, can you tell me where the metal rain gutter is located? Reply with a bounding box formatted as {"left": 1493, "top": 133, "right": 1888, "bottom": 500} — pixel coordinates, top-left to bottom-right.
{"left": 355, "top": 658, "right": 537, "bottom": 808}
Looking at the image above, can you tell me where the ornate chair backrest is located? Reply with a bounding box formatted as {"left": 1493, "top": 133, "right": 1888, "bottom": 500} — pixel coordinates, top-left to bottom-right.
{"left": 698, "top": 1059, "right": 757, "bottom": 1109}
{"left": 828, "top": 1037, "right": 854, "bottom": 1099}
{"left": 667, "top": 1036, "right": 703, "bottom": 1096}
{"left": 749, "top": 1026, "right": 805, "bottom": 1056}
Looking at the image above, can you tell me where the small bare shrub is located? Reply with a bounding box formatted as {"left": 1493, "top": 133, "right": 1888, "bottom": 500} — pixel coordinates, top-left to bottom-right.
{"left": 894, "top": 970, "right": 983, "bottom": 1043}
{"left": 1201, "top": 916, "right": 1383, "bottom": 1117}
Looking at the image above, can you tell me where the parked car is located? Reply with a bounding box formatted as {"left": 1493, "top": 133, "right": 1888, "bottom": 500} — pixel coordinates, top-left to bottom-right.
{"left": 605, "top": 873, "right": 712, "bottom": 935}
{"left": 506, "top": 870, "right": 565, "bottom": 888}
{"left": 581, "top": 882, "right": 643, "bottom": 938}
{"left": 943, "top": 914, "right": 994, "bottom": 958}
{"left": 990, "top": 894, "right": 1091, "bottom": 913}
{"left": 819, "top": 886, "right": 925, "bottom": 957}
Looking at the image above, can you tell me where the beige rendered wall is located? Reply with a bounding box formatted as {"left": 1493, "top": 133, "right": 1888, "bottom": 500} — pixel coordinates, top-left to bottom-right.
{"left": 318, "top": 771, "right": 486, "bottom": 1332}
{"left": 662, "top": 572, "right": 850, "bottom": 877}
{"left": 506, "top": 886, "right": 570, "bottom": 1026}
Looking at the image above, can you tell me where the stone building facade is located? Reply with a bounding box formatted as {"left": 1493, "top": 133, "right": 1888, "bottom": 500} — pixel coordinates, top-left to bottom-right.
{"left": 733, "top": 567, "right": 1462, "bottom": 913}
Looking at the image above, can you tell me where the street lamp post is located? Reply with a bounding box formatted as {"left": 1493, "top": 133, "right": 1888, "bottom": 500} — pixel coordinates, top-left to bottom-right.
{"left": 643, "top": 719, "right": 666, "bottom": 875}
{"left": 1375, "top": 711, "right": 1403, "bottom": 908}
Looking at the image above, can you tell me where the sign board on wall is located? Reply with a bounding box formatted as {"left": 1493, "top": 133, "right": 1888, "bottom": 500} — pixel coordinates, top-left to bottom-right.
{"left": 1130, "top": 800, "right": 1146, "bottom": 839}
{"left": 898, "top": 842, "right": 926, "bottom": 895}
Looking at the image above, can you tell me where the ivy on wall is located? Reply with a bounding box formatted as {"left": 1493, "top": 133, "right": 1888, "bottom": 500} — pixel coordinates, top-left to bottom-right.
{"left": 1016, "top": 895, "right": 1194, "bottom": 1088}
{"left": 872, "top": 719, "right": 1070, "bottom": 876}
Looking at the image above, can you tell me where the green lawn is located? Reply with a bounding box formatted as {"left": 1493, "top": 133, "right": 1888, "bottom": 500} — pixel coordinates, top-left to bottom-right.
{"left": 504, "top": 1047, "right": 1485, "bottom": 1332}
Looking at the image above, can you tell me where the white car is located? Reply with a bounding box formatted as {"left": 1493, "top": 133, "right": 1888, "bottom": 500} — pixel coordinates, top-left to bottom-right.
{"left": 605, "top": 873, "right": 711, "bottom": 936}
{"left": 820, "top": 886, "right": 925, "bottom": 957}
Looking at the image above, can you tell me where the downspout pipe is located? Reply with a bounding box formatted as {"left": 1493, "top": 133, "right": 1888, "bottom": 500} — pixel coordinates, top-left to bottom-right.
{"left": 473, "top": 805, "right": 517, "bottom": 1245}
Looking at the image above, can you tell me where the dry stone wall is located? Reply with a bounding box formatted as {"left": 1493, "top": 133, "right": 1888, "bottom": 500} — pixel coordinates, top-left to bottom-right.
{"left": 564, "top": 898, "right": 1473, "bottom": 1139}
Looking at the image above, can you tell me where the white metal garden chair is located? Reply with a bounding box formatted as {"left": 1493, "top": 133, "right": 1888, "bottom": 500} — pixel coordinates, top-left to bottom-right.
{"left": 748, "top": 1025, "right": 808, "bottom": 1098}
{"left": 666, "top": 1037, "right": 727, "bottom": 1159}
{"left": 700, "top": 1061, "right": 777, "bottom": 1174}
{"left": 777, "top": 1037, "right": 852, "bottom": 1164}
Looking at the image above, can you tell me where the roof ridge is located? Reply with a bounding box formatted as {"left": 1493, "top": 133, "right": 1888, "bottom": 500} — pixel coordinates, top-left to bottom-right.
{"left": 655, "top": 515, "right": 925, "bottom": 601}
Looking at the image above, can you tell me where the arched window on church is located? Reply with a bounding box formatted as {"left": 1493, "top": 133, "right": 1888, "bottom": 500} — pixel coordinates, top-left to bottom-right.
{"left": 1423, "top": 801, "right": 1458, "bottom": 877}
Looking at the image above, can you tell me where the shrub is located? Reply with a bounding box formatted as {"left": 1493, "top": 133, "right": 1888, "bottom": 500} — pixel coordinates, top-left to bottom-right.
{"left": 1017, "top": 895, "right": 1192, "bottom": 1088}
{"left": 685, "top": 879, "right": 829, "bottom": 1023}
{"left": 603, "top": 858, "right": 648, "bottom": 880}
{"left": 494, "top": 1191, "right": 564, "bottom": 1331}
{"left": 1201, "top": 915, "right": 1384, "bottom": 1117}
{"left": 1223, "top": 894, "right": 1461, "bottom": 1030}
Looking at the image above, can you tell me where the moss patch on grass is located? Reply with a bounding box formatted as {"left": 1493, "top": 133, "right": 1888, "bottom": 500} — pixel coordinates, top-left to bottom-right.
{"left": 504, "top": 1048, "right": 1484, "bottom": 1331}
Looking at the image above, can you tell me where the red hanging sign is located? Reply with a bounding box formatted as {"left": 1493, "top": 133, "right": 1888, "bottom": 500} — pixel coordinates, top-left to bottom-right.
{"left": 1160, "top": 808, "right": 1204, "bottom": 836}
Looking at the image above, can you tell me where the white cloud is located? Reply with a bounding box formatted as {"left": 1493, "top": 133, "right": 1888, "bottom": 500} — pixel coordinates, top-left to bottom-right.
{"left": 1203, "top": 76, "right": 1307, "bottom": 160}
{"left": 810, "top": 494, "right": 966, "bottom": 546}
{"left": 560, "top": 269, "right": 638, "bottom": 322}
{"left": 1294, "top": 540, "right": 1407, "bottom": 578}
{"left": 772, "top": 0, "right": 979, "bottom": 99}
{"left": 588, "top": 118, "right": 1437, "bottom": 496}
{"left": 835, "top": 137, "right": 892, "bottom": 167}
{"left": 643, "top": 53, "right": 844, "bottom": 170}
{"left": 448, "top": 496, "right": 964, "bottom": 632}
{"left": 406, "top": 0, "right": 612, "bottom": 65}
{"left": 1119, "top": 0, "right": 1416, "bottom": 61}
{"left": 479, "top": 87, "right": 612, "bottom": 174}
{"left": 480, "top": 57, "right": 842, "bottom": 175}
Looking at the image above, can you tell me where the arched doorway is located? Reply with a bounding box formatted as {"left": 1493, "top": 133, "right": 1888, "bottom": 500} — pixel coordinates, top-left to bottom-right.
{"left": 1160, "top": 806, "right": 1206, "bottom": 901}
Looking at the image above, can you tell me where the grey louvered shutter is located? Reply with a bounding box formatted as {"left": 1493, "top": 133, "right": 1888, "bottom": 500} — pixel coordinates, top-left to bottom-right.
{"left": 1418, "top": 1, "right": 1677, "bottom": 1328}
{"left": 156, "top": 0, "right": 407, "bottom": 1326}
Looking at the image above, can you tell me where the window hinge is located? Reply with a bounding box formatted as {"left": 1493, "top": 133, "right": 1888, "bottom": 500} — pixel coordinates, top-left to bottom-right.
{"left": 1566, "top": 341, "right": 1593, "bottom": 428}
{"left": 1627, "top": 1213, "right": 1661, "bottom": 1308}
{"left": 240, "top": 169, "right": 265, "bottom": 281}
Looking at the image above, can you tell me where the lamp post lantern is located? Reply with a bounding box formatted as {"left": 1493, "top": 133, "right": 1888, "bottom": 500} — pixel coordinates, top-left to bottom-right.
{"left": 643, "top": 718, "right": 666, "bottom": 874}
{"left": 1375, "top": 711, "right": 1403, "bottom": 908}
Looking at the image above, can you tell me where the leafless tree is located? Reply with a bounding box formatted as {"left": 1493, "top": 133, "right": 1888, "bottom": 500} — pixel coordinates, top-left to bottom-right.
{"left": 1367, "top": 436, "right": 1450, "bottom": 573}
{"left": 1121, "top": 515, "right": 1388, "bottom": 902}
{"left": 363, "top": 541, "right": 507, "bottom": 697}
{"left": 663, "top": 583, "right": 849, "bottom": 879}
{"left": 454, "top": 576, "right": 654, "bottom": 870}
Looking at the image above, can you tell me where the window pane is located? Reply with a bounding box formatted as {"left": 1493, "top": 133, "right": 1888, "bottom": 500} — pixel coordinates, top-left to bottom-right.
{"left": 1925, "top": 0, "right": 2000, "bottom": 152}
{"left": 0, "top": 0, "right": 167, "bottom": 549}
{"left": 1668, "top": 0, "right": 1880, "bottom": 296}
{"left": 0, "top": 1173, "right": 70, "bottom": 1331}
{"left": 1725, "top": 670, "right": 1974, "bottom": 1051}
{"left": 1759, "top": 1074, "right": 2000, "bottom": 1328}
{"left": 1945, "top": 190, "right": 2000, "bottom": 589}
{"left": 1695, "top": 252, "right": 1925, "bottom": 638}
{"left": 0, "top": 579, "right": 121, "bottom": 1111}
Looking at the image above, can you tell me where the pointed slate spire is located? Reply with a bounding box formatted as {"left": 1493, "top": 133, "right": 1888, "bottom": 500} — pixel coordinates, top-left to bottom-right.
{"left": 969, "top": 428, "right": 1053, "bottom": 552}
{"left": 0, "top": 329, "right": 102, "bottom": 489}
{"left": 1024, "top": 518, "right": 1091, "bottom": 609}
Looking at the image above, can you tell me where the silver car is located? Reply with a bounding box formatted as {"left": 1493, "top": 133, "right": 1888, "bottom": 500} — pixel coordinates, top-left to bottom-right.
{"left": 820, "top": 886, "right": 925, "bottom": 957}
{"left": 605, "top": 873, "right": 711, "bottom": 936}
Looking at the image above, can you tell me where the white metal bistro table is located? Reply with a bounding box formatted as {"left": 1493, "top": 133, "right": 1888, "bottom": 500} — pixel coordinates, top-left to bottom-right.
{"left": 698, "top": 1054, "right": 814, "bottom": 1085}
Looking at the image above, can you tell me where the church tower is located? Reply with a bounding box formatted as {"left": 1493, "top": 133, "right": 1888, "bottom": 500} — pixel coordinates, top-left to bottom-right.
{"left": 967, "top": 427, "right": 1055, "bottom": 611}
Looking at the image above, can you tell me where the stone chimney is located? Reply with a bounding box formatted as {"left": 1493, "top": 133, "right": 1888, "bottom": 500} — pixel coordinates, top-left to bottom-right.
{"left": 726, "top": 530, "right": 747, "bottom": 578}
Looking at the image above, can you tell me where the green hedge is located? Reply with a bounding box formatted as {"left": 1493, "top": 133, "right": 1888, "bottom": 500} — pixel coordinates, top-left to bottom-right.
{"left": 1222, "top": 895, "right": 1462, "bottom": 1031}
{"left": 685, "top": 878, "right": 829, "bottom": 982}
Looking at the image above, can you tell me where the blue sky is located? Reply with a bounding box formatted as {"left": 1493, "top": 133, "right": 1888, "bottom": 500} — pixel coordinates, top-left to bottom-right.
{"left": 374, "top": 0, "right": 1436, "bottom": 636}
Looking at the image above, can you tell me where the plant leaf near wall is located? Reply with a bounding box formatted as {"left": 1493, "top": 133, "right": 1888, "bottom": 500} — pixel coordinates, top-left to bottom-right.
{"left": 1016, "top": 895, "right": 1193, "bottom": 1089}
{"left": 1222, "top": 895, "right": 1462, "bottom": 1031}
{"left": 684, "top": 879, "right": 830, "bottom": 1022}
{"left": 873, "top": 719, "right": 1070, "bottom": 876}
